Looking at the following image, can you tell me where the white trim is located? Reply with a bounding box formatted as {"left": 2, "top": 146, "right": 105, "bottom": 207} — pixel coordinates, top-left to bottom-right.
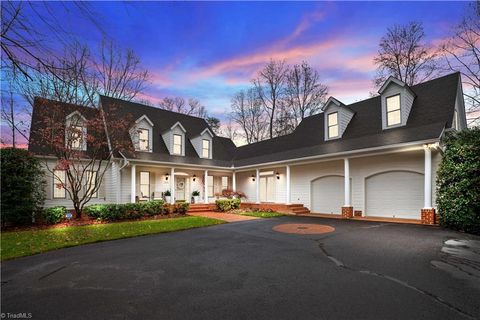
{"left": 130, "top": 164, "right": 136, "bottom": 203}
{"left": 199, "top": 128, "right": 214, "bottom": 137}
{"left": 423, "top": 145, "right": 432, "bottom": 208}
{"left": 255, "top": 169, "right": 260, "bottom": 204}
{"left": 170, "top": 121, "right": 187, "bottom": 133}
{"left": 321, "top": 97, "right": 343, "bottom": 111}
{"left": 286, "top": 165, "right": 291, "bottom": 205}
{"left": 344, "top": 158, "right": 350, "bottom": 207}
{"left": 204, "top": 169, "right": 209, "bottom": 204}
{"left": 170, "top": 167, "right": 175, "bottom": 204}
{"left": 66, "top": 110, "right": 87, "bottom": 122}
{"left": 135, "top": 115, "right": 154, "bottom": 127}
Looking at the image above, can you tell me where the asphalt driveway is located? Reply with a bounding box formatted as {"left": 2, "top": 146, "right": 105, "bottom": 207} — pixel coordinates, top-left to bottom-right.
{"left": 2, "top": 216, "right": 480, "bottom": 320}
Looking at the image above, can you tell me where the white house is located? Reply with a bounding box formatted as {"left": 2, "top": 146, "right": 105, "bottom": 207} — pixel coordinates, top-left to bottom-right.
{"left": 28, "top": 72, "right": 467, "bottom": 224}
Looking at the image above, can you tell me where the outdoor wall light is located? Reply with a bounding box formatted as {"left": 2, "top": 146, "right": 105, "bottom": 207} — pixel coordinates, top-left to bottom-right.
{"left": 193, "top": 174, "right": 196, "bottom": 182}
{"left": 276, "top": 172, "right": 280, "bottom": 180}
{"left": 251, "top": 174, "right": 255, "bottom": 182}
{"left": 165, "top": 173, "right": 169, "bottom": 181}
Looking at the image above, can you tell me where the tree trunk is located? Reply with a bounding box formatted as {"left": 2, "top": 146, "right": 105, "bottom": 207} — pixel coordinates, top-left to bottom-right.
{"left": 73, "top": 203, "right": 82, "bottom": 219}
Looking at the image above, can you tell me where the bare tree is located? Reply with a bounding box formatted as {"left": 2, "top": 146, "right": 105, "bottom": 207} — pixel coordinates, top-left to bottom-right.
{"left": 34, "top": 100, "right": 132, "bottom": 218}
{"left": 231, "top": 88, "right": 268, "bottom": 144}
{"left": 94, "top": 39, "right": 150, "bottom": 102}
{"left": 1, "top": 90, "right": 28, "bottom": 147}
{"left": 253, "top": 59, "right": 288, "bottom": 138}
{"left": 374, "top": 21, "right": 437, "bottom": 87}
{"left": 221, "top": 118, "right": 238, "bottom": 142}
{"left": 440, "top": 2, "right": 480, "bottom": 125}
{"left": 158, "top": 97, "right": 208, "bottom": 118}
{"left": 285, "top": 61, "right": 328, "bottom": 127}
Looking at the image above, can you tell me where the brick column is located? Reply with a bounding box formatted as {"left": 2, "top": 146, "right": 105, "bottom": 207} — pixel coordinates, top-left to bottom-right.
{"left": 342, "top": 206, "right": 353, "bottom": 219}
{"left": 421, "top": 208, "right": 436, "bottom": 225}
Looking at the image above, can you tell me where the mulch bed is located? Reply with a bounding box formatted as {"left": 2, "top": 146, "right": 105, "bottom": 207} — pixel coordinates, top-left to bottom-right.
{"left": 1, "top": 213, "right": 187, "bottom": 233}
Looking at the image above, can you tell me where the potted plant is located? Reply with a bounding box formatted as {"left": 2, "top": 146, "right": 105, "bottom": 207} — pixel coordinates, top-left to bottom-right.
{"left": 164, "top": 190, "right": 171, "bottom": 203}
{"left": 192, "top": 190, "right": 200, "bottom": 203}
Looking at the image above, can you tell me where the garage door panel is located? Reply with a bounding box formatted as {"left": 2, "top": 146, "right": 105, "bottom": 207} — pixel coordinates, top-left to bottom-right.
{"left": 311, "top": 176, "right": 343, "bottom": 214}
{"left": 365, "top": 171, "right": 423, "bottom": 219}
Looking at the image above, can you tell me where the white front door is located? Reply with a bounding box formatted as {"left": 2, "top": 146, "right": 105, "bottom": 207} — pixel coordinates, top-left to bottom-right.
{"left": 175, "top": 177, "right": 186, "bottom": 201}
{"left": 260, "top": 176, "right": 275, "bottom": 202}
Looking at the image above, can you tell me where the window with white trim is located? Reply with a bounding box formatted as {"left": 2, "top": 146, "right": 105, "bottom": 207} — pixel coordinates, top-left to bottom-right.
{"left": 140, "top": 171, "right": 150, "bottom": 199}
{"left": 138, "top": 128, "right": 150, "bottom": 151}
{"left": 69, "top": 125, "right": 85, "bottom": 150}
{"left": 207, "top": 175, "right": 214, "bottom": 197}
{"left": 202, "top": 139, "right": 210, "bottom": 158}
{"left": 221, "top": 176, "right": 228, "bottom": 191}
{"left": 327, "top": 112, "right": 339, "bottom": 138}
{"left": 53, "top": 169, "right": 66, "bottom": 198}
{"left": 386, "top": 94, "right": 401, "bottom": 126}
{"left": 85, "top": 171, "right": 98, "bottom": 198}
{"left": 173, "top": 134, "right": 182, "bottom": 155}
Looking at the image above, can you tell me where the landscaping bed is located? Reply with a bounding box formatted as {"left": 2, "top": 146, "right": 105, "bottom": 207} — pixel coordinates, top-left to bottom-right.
{"left": 232, "top": 209, "right": 284, "bottom": 218}
{"left": 1, "top": 216, "right": 224, "bottom": 261}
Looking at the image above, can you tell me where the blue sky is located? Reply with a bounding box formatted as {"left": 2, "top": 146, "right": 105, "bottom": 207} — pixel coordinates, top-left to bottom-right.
{"left": 1, "top": 1, "right": 470, "bottom": 146}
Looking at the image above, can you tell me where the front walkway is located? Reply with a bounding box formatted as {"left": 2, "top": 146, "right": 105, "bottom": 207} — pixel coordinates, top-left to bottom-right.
{"left": 188, "top": 211, "right": 259, "bottom": 222}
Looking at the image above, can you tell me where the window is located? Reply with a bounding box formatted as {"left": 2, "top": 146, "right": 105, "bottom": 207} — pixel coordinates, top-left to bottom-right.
{"left": 202, "top": 139, "right": 210, "bottom": 158}
{"left": 173, "top": 134, "right": 182, "bottom": 155}
{"left": 69, "top": 125, "right": 85, "bottom": 150}
{"left": 207, "top": 175, "right": 214, "bottom": 197}
{"left": 85, "top": 171, "right": 98, "bottom": 198}
{"left": 53, "top": 170, "right": 66, "bottom": 198}
{"left": 386, "top": 94, "right": 401, "bottom": 126}
{"left": 221, "top": 176, "right": 228, "bottom": 191}
{"left": 327, "top": 112, "right": 339, "bottom": 138}
{"left": 140, "top": 171, "right": 150, "bottom": 199}
{"left": 138, "top": 128, "right": 149, "bottom": 151}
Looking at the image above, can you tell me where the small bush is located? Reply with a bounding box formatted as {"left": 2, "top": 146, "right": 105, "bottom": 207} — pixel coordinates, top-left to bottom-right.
{"left": 215, "top": 198, "right": 241, "bottom": 212}
{"left": 176, "top": 202, "right": 190, "bottom": 214}
{"left": 84, "top": 200, "right": 164, "bottom": 221}
{"left": 42, "top": 206, "right": 66, "bottom": 224}
{"left": 437, "top": 128, "right": 480, "bottom": 234}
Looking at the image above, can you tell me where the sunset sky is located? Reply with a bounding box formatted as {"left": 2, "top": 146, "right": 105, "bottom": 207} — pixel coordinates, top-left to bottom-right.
{"left": 1, "top": 1, "right": 470, "bottom": 146}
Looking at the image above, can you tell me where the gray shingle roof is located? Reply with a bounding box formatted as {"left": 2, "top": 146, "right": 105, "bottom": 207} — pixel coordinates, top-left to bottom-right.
{"left": 28, "top": 72, "right": 460, "bottom": 168}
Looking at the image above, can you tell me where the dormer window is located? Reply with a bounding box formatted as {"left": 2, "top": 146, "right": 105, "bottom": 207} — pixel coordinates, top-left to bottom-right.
{"left": 138, "top": 128, "right": 150, "bottom": 151}
{"left": 386, "top": 94, "right": 401, "bottom": 126}
{"left": 327, "top": 112, "right": 339, "bottom": 138}
{"left": 202, "top": 139, "right": 210, "bottom": 158}
{"left": 173, "top": 134, "right": 182, "bottom": 155}
{"left": 65, "top": 111, "right": 87, "bottom": 151}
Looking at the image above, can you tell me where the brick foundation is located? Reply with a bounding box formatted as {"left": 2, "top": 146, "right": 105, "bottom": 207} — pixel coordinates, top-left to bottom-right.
{"left": 354, "top": 210, "right": 362, "bottom": 217}
{"left": 421, "top": 208, "right": 436, "bottom": 225}
{"left": 342, "top": 206, "right": 354, "bottom": 219}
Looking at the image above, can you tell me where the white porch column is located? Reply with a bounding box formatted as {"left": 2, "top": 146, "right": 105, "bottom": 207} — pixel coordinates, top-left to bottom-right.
{"left": 232, "top": 171, "right": 237, "bottom": 192}
{"left": 286, "top": 165, "right": 291, "bottom": 205}
{"left": 424, "top": 146, "right": 432, "bottom": 208}
{"left": 170, "top": 167, "right": 175, "bottom": 204}
{"left": 130, "top": 164, "right": 136, "bottom": 203}
{"left": 204, "top": 169, "right": 209, "bottom": 204}
{"left": 344, "top": 158, "right": 351, "bottom": 207}
{"left": 255, "top": 169, "right": 260, "bottom": 204}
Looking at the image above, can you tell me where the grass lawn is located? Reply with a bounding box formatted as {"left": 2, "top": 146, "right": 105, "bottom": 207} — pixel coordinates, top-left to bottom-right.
{"left": 1, "top": 216, "right": 224, "bottom": 261}
{"left": 238, "top": 211, "right": 284, "bottom": 218}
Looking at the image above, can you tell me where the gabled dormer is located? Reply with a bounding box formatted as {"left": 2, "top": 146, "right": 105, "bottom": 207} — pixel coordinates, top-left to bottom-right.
{"left": 162, "top": 121, "right": 186, "bottom": 156}
{"left": 378, "top": 77, "right": 416, "bottom": 130}
{"left": 130, "top": 115, "right": 154, "bottom": 152}
{"left": 322, "top": 97, "right": 355, "bottom": 141}
{"left": 65, "top": 111, "right": 87, "bottom": 151}
{"left": 191, "top": 128, "right": 214, "bottom": 159}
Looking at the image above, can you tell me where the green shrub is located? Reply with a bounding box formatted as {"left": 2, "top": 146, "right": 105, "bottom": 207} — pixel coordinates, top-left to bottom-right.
{"left": 436, "top": 128, "right": 480, "bottom": 234}
{"left": 84, "top": 200, "right": 164, "bottom": 221}
{"left": 42, "top": 206, "right": 66, "bottom": 224}
{"left": 1, "top": 148, "right": 46, "bottom": 226}
{"left": 215, "top": 198, "right": 241, "bottom": 212}
{"left": 175, "top": 202, "right": 190, "bottom": 214}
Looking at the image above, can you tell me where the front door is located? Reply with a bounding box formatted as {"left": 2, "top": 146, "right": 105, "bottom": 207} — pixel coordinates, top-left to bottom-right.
{"left": 260, "top": 176, "right": 275, "bottom": 202}
{"left": 175, "top": 177, "right": 186, "bottom": 201}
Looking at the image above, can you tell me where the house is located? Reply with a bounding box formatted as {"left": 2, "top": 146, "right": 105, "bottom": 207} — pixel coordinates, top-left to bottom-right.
{"left": 28, "top": 72, "right": 467, "bottom": 224}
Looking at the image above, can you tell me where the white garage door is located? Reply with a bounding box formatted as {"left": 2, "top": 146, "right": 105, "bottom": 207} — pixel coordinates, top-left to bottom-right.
{"left": 365, "top": 171, "right": 423, "bottom": 219}
{"left": 311, "top": 176, "right": 344, "bottom": 214}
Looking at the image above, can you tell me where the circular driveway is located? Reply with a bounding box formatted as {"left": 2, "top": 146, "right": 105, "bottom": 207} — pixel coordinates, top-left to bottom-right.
{"left": 2, "top": 216, "right": 480, "bottom": 319}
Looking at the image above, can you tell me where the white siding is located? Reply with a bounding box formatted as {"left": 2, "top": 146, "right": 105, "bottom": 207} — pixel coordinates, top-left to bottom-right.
{"left": 323, "top": 104, "right": 354, "bottom": 140}
{"left": 130, "top": 117, "right": 153, "bottom": 152}
{"left": 191, "top": 130, "right": 213, "bottom": 159}
{"left": 42, "top": 159, "right": 111, "bottom": 209}
{"left": 162, "top": 124, "right": 186, "bottom": 156}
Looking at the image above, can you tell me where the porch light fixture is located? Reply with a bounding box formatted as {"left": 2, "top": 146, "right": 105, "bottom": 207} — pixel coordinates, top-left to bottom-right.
{"left": 276, "top": 172, "right": 280, "bottom": 180}
{"left": 165, "top": 173, "right": 169, "bottom": 181}
{"left": 193, "top": 174, "right": 196, "bottom": 182}
{"left": 251, "top": 174, "right": 255, "bottom": 182}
